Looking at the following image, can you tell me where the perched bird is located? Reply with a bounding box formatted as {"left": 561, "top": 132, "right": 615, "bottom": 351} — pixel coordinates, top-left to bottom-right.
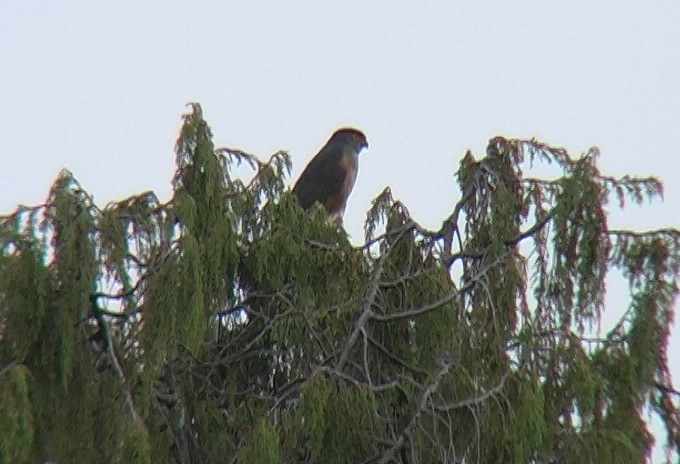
{"left": 292, "top": 128, "right": 368, "bottom": 224}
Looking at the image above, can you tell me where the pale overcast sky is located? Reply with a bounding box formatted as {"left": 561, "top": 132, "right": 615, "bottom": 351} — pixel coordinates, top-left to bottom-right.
{"left": 1, "top": 2, "right": 679, "bottom": 460}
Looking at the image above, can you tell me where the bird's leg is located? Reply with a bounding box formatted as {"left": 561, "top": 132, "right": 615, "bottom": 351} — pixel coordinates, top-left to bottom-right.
{"left": 326, "top": 212, "right": 343, "bottom": 226}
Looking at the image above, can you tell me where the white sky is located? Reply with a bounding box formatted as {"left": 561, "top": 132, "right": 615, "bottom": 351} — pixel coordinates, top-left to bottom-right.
{"left": 1, "top": 2, "right": 679, "bottom": 460}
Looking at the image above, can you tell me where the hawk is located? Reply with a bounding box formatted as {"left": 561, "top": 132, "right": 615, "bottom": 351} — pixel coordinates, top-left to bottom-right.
{"left": 292, "top": 128, "right": 368, "bottom": 224}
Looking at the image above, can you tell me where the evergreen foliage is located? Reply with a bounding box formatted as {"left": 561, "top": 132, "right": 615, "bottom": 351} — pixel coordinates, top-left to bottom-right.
{"left": 1, "top": 103, "right": 679, "bottom": 463}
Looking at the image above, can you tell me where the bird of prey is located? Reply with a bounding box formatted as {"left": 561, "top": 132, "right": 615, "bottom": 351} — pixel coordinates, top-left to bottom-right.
{"left": 292, "top": 128, "right": 368, "bottom": 224}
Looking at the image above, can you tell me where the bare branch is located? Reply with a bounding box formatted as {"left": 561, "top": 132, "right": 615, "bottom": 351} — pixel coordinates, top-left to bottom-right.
{"left": 336, "top": 253, "right": 385, "bottom": 373}
{"left": 444, "top": 207, "right": 556, "bottom": 269}
{"left": 433, "top": 372, "right": 509, "bottom": 411}
{"left": 378, "top": 355, "right": 456, "bottom": 464}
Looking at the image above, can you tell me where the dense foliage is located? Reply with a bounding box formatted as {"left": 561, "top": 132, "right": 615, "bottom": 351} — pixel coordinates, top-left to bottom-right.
{"left": 1, "top": 104, "right": 679, "bottom": 464}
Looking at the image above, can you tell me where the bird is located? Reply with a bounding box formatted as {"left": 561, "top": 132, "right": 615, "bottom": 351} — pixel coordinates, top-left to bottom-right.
{"left": 292, "top": 127, "right": 368, "bottom": 224}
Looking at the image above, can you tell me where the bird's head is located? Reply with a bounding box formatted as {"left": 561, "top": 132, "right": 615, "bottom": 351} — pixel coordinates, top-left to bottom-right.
{"left": 331, "top": 127, "right": 369, "bottom": 153}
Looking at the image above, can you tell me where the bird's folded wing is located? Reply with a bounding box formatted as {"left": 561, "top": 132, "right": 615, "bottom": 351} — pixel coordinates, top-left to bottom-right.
{"left": 293, "top": 145, "right": 348, "bottom": 211}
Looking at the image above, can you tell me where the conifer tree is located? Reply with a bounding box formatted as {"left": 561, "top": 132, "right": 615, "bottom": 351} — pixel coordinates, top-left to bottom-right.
{"left": 1, "top": 103, "right": 678, "bottom": 463}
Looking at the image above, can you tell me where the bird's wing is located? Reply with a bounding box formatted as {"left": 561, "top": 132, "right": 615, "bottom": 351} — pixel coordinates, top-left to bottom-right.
{"left": 293, "top": 143, "right": 349, "bottom": 211}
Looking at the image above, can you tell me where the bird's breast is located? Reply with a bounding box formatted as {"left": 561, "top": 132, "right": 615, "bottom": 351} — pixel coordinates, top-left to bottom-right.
{"left": 339, "top": 149, "right": 359, "bottom": 195}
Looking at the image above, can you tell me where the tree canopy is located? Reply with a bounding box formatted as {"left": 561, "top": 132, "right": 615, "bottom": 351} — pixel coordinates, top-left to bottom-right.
{"left": 1, "top": 103, "right": 679, "bottom": 464}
